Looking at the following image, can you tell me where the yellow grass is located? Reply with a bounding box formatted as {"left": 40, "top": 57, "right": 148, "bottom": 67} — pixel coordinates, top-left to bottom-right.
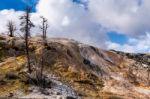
{"left": 0, "top": 55, "right": 28, "bottom": 96}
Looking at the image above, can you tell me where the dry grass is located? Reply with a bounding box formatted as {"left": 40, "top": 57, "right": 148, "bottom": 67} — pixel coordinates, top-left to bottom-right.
{"left": 0, "top": 79, "right": 29, "bottom": 96}
{"left": 46, "top": 59, "right": 126, "bottom": 99}
{"left": 99, "top": 92, "right": 124, "bottom": 99}
{"left": 47, "top": 60, "right": 104, "bottom": 98}
{"left": 0, "top": 56, "right": 26, "bottom": 75}
{"left": 0, "top": 50, "right": 6, "bottom": 62}
{"left": 0, "top": 55, "right": 29, "bottom": 96}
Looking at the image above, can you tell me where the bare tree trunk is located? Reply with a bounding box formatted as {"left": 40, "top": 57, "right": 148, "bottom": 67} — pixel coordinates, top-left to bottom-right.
{"left": 148, "top": 68, "right": 150, "bottom": 85}
{"left": 20, "top": 6, "right": 34, "bottom": 73}
{"left": 26, "top": 40, "right": 31, "bottom": 73}
{"left": 20, "top": 6, "right": 35, "bottom": 73}
{"left": 10, "top": 31, "right": 13, "bottom": 37}
{"left": 26, "top": 13, "right": 31, "bottom": 73}
{"left": 41, "top": 51, "right": 45, "bottom": 88}
{"left": 39, "top": 16, "right": 48, "bottom": 46}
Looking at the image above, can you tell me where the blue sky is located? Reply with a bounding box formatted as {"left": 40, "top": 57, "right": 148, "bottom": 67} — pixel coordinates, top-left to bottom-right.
{"left": 107, "top": 32, "right": 128, "bottom": 45}
{"left": 73, "top": 0, "right": 80, "bottom": 3}
{"left": 0, "top": 0, "right": 37, "bottom": 11}
{"left": 0, "top": 0, "right": 79, "bottom": 11}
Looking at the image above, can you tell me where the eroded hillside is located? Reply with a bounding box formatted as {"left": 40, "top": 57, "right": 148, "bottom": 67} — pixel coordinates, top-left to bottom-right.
{"left": 0, "top": 35, "right": 150, "bottom": 99}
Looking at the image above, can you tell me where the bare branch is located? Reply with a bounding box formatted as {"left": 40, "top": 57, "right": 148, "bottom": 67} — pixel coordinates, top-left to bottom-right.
{"left": 39, "top": 16, "right": 49, "bottom": 45}
{"left": 6, "top": 20, "right": 17, "bottom": 37}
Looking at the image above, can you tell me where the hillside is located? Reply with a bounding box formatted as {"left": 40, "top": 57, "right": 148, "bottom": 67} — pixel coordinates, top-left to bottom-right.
{"left": 0, "top": 35, "right": 150, "bottom": 99}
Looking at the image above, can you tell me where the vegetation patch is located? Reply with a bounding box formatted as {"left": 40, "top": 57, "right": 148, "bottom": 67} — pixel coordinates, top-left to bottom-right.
{"left": 5, "top": 72, "right": 19, "bottom": 80}
{"left": 0, "top": 49, "right": 6, "bottom": 62}
{"left": 0, "top": 55, "right": 29, "bottom": 96}
{"left": 47, "top": 60, "right": 104, "bottom": 98}
{"left": 99, "top": 92, "right": 124, "bottom": 99}
{"left": 0, "top": 79, "right": 29, "bottom": 96}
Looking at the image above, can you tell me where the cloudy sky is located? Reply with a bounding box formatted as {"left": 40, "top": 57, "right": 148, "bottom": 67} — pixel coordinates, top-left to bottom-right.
{"left": 0, "top": 0, "right": 150, "bottom": 53}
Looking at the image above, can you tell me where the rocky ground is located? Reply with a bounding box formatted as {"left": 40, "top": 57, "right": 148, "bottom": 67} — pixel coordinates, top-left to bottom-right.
{"left": 0, "top": 35, "right": 150, "bottom": 99}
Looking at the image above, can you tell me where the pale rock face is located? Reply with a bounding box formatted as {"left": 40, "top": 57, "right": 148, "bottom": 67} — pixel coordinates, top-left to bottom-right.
{"left": 0, "top": 36, "right": 150, "bottom": 98}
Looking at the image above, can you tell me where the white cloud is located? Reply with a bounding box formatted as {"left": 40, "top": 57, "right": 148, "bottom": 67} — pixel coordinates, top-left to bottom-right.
{"left": 35, "top": 0, "right": 107, "bottom": 47}
{"left": 61, "top": 16, "right": 70, "bottom": 27}
{"left": 88, "top": 0, "right": 150, "bottom": 36}
{"left": 0, "top": 0, "right": 150, "bottom": 53}
{"left": 0, "top": 9, "right": 23, "bottom": 35}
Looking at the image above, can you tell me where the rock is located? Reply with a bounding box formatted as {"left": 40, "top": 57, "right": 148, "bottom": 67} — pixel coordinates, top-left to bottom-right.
{"left": 54, "top": 92, "right": 61, "bottom": 95}
{"left": 15, "top": 91, "right": 24, "bottom": 96}
{"left": 8, "top": 93, "right": 14, "bottom": 97}
{"left": 57, "top": 96, "right": 63, "bottom": 99}
{"left": 2, "top": 36, "right": 150, "bottom": 99}
{"left": 41, "top": 90, "right": 50, "bottom": 95}
{"left": 66, "top": 96, "right": 76, "bottom": 99}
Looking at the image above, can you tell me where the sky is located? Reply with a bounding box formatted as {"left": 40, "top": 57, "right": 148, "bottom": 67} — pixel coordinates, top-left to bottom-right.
{"left": 0, "top": 0, "right": 37, "bottom": 11}
{"left": 0, "top": 0, "right": 150, "bottom": 53}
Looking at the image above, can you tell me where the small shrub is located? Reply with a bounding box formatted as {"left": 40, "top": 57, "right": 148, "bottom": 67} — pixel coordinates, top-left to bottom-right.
{"left": 5, "top": 72, "right": 19, "bottom": 80}
{"left": 0, "top": 36, "right": 5, "bottom": 40}
{"left": 19, "top": 71, "right": 52, "bottom": 88}
{"left": 66, "top": 96, "right": 76, "bottom": 99}
{"left": 0, "top": 79, "right": 6, "bottom": 85}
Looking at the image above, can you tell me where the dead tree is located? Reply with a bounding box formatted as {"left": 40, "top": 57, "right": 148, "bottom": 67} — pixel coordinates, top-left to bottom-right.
{"left": 39, "top": 16, "right": 49, "bottom": 88}
{"left": 7, "top": 21, "right": 17, "bottom": 37}
{"left": 39, "top": 16, "right": 48, "bottom": 45}
{"left": 20, "top": 6, "right": 35, "bottom": 73}
{"left": 39, "top": 48, "right": 46, "bottom": 88}
{"left": 147, "top": 66, "right": 150, "bottom": 85}
{"left": 38, "top": 16, "right": 49, "bottom": 88}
